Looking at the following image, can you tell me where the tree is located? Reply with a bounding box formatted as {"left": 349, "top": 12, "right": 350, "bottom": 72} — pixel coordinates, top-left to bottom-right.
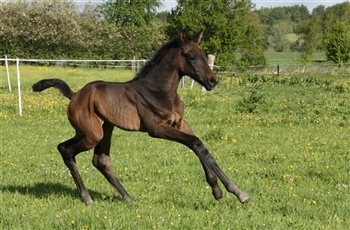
{"left": 312, "top": 5, "right": 326, "bottom": 16}
{"left": 323, "top": 21, "right": 350, "bottom": 65}
{"left": 102, "top": 0, "right": 162, "bottom": 27}
{"left": 255, "top": 5, "right": 310, "bottom": 51}
{"left": 101, "top": 0, "right": 166, "bottom": 59}
{"left": 322, "top": 2, "right": 350, "bottom": 35}
{"left": 296, "top": 14, "right": 324, "bottom": 52}
{"left": 267, "top": 7, "right": 291, "bottom": 25}
{"left": 166, "top": 0, "right": 266, "bottom": 66}
{"left": 255, "top": 7, "right": 273, "bottom": 25}
{"left": 239, "top": 12, "right": 266, "bottom": 66}
{"left": 296, "top": 2, "right": 350, "bottom": 63}
{"left": 78, "top": 4, "right": 122, "bottom": 59}
{"left": 267, "top": 21, "right": 292, "bottom": 52}
{"left": 0, "top": 0, "right": 84, "bottom": 58}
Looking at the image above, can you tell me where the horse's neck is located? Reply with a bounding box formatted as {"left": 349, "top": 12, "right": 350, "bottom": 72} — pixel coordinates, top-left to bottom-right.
{"left": 142, "top": 51, "right": 182, "bottom": 96}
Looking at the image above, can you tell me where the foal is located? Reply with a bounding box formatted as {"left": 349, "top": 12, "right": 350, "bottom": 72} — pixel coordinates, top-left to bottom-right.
{"left": 33, "top": 30, "right": 249, "bottom": 205}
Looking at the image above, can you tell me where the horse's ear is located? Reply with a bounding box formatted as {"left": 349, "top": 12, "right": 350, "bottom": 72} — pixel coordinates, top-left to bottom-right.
{"left": 180, "top": 30, "right": 187, "bottom": 44}
{"left": 194, "top": 30, "right": 204, "bottom": 43}
{"left": 180, "top": 30, "right": 203, "bottom": 44}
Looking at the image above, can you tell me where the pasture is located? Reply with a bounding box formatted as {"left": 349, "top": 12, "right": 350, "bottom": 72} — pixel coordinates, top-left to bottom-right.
{"left": 1, "top": 65, "right": 349, "bottom": 229}
{"left": 264, "top": 52, "right": 326, "bottom": 65}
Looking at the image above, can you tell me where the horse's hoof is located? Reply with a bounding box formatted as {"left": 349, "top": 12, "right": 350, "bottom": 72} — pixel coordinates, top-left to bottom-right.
{"left": 124, "top": 195, "right": 133, "bottom": 202}
{"left": 238, "top": 192, "right": 250, "bottom": 204}
{"left": 213, "top": 188, "right": 223, "bottom": 201}
{"left": 82, "top": 197, "right": 94, "bottom": 205}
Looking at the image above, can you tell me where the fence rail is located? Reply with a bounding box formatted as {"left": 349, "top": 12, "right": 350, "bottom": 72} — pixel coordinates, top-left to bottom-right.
{"left": 1, "top": 57, "right": 349, "bottom": 116}
{"left": 0, "top": 57, "right": 148, "bottom": 116}
{"left": 2, "top": 57, "right": 349, "bottom": 75}
{"left": 1, "top": 57, "right": 148, "bottom": 71}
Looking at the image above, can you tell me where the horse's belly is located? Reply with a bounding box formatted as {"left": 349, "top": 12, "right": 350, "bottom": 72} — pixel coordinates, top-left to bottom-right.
{"left": 108, "top": 106, "right": 141, "bottom": 131}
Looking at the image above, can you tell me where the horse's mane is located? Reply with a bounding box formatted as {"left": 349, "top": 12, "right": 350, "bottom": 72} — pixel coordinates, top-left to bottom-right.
{"left": 134, "top": 35, "right": 182, "bottom": 79}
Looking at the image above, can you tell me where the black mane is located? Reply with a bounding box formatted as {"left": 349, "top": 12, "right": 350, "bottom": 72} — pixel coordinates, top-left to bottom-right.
{"left": 134, "top": 35, "right": 181, "bottom": 79}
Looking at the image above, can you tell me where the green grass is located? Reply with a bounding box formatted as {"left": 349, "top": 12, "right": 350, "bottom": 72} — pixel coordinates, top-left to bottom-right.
{"left": 1, "top": 65, "right": 349, "bottom": 229}
{"left": 265, "top": 52, "right": 327, "bottom": 65}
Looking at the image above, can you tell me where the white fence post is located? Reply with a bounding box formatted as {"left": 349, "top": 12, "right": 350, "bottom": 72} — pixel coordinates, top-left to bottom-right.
{"left": 5, "top": 56, "right": 12, "bottom": 92}
{"left": 189, "top": 54, "right": 215, "bottom": 90}
{"left": 200, "top": 54, "right": 215, "bottom": 92}
{"left": 16, "top": 58, "right": 22, "bottom": 116}
{"left": 2, "top": 57, "right": 151, "bottom": 116}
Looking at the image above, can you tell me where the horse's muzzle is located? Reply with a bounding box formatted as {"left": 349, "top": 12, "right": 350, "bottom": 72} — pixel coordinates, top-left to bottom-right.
{"left": 207, "top": 76, "right": 219, "bottom": 90}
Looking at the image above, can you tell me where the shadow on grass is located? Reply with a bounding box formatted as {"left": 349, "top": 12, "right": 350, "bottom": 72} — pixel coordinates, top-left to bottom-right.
{"left": 1, "top": 182, "right": 123, "bottom": 203}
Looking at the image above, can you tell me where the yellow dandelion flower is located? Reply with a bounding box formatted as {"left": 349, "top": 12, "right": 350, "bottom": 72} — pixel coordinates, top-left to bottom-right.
{"left": 103, "top": 215, "right": 108, "bottom": 220}
{"left": 136, "top": 214, "right": 142, "bottom": 219}
{"left": 70, "top": 220, "right": 75, "bottom": 225}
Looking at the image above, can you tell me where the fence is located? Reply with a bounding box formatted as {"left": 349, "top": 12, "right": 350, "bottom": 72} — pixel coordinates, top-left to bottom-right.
{"left": 1, "top": 56, "right": 349, "bottom": 116}
{"left": 0, "top": 57, "right": 148, "bottom": 116}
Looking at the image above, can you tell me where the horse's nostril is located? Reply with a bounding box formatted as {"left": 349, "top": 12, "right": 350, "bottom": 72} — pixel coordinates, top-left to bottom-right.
{"left": 209, "top": 76, "right": 219, "bottom": 85}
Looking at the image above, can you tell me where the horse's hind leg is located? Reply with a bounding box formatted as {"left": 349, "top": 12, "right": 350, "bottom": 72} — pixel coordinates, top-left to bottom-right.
{"left": 58, "top": 137, "right": 94, "bottom": 204}
{"left": 200, "top": 161, "right": 223, "bottom": 200}
{"left": 92, "top": 122, "right": 132, "bottom": 202}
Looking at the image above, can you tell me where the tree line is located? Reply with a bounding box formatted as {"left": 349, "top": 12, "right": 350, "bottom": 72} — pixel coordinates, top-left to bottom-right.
{"left": 255, "top": 3, "right": 350, "bottom": 65}
{"left": 1, "top": 0, "right": 349, "bottom": 66}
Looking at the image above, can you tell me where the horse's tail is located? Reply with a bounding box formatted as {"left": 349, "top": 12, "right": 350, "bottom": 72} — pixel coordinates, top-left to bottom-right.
{"left": 32, "top": 79, "right": 75, "bottom": 100}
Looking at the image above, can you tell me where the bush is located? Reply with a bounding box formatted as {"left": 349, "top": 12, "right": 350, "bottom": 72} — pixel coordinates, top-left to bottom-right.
{"left": 0, "top": 0, "right": 165, "bottom": 60}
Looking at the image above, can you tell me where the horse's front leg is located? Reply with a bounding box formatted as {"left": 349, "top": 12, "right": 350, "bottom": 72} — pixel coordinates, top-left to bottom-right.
{"left": 178, "top": 120, "right": 223, "bottom": 200}
{"left": 149, "top": 122, "right": 249, "bottom": 203}
{"left": 192, "top": 139, "right": 250, "bottom": 203}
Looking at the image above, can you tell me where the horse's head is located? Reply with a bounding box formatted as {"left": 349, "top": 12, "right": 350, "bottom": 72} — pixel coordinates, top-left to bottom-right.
{"left": 179, "top": 30, "right": 219, "bottom": 91}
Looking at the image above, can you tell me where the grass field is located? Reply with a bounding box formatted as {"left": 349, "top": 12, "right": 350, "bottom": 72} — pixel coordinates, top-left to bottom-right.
{"left": 265, "top": 52, "right": 327, "bottom": 65}
{"left": 1, "top": 65, "right": 349, "bottom": 229}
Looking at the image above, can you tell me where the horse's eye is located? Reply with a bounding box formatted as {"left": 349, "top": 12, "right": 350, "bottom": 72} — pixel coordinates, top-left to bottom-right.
{"left": 187, "top": 53, "right": 196, "bottom": 62}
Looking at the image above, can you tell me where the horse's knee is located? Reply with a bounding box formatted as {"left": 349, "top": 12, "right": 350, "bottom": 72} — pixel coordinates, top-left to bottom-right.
{"left": 92, "top": 154, "right": 100, "bottom": 169}
{"left": 92, "top": 154, "right": 111, "bottom": 170}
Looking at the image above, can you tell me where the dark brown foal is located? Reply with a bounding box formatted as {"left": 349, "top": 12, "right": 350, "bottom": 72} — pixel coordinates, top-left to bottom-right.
{"left": 33, "top": 30, "right": 249, "bottom": 205}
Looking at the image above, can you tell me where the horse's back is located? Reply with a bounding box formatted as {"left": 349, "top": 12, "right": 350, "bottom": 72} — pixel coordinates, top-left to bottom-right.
{"left": 69, "top": 81, "right": 141, "bottom": 131}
